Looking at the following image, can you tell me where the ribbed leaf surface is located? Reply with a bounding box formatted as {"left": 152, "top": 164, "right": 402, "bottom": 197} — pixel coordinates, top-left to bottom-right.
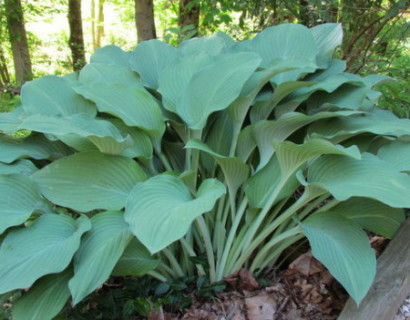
{"left": 69, "top": 211, "right": 132, "bottom": 304}
{"left": 0, "top": 174, "right": 44, "bottom": 234}
{"left": 0, "top": 214, "right": 91, "bottom": 294}
{"left": 125, "top": 175, "right": 225, "bottom": 253}
{"left": 324, "top": 198, "right": 405, "bottom": 238}
{"left": 308, "top": 153, "right": 410, "bottom": 208}
{"left": 0, "top": 159, "right": 37, "bottom": 175}
{"left": 20, "top": 75, "right": 96, "bottom": 117}
{"left": 130, "top": 40, "right": 178, "bottom": 89}
{"left": 31, "top": 151, "right": 146, "bottom": 211}
{"left": 12, "top": 270, "right": 72, "bottom": 320}
{"left": 112, "top": 237, "right": 159, "bottom": 276}
{"left": 76, "top": 64, "right": 165, "bottom": 138}
{"left": 0, "top": 134, "right": 71, "bottom": 164}
{"left": 302, "top": 212, "right": 376, "bottom": 304}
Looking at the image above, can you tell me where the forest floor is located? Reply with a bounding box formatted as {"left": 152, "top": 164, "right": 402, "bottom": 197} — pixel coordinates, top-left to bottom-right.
{"left": 142, "top": 238, "right": 410, "bottom": 320}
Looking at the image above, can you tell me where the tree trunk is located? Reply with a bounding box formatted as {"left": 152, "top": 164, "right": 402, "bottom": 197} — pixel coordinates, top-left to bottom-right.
{"left": 95, "top": 0, "right": 105, "bottom": 49}
{"left": 134, "top": 0, "right": 156, "bottom": 43}
{"left": 178, "top": 0, "right": 200, "bottom": 38}
{"left": 4, "top": 0, "right": 32, "bottom": 84}
{"left": 68, "top": 0, "right": 86, "bottom": 71}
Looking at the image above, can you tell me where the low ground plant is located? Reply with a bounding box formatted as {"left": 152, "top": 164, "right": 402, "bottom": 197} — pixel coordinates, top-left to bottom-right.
{"left": 1, "top": 23, "right": 410, "bottom": 319}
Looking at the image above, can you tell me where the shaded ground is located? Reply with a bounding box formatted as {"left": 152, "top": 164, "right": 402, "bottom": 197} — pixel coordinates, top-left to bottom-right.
{"left": 148, "top": 253, "right": 348, "bottom": 320}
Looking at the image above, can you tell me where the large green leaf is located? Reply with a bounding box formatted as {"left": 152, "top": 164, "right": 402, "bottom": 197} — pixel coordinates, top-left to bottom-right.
{"left": 250, "top": 81, "right": 315, "bottom": 122}
{"left": 0, "top": 159, "right": 37, "bottom": 175}
{"left": 75, "top": 64, "right": 165, "bottom": 139}
{"left": 112, "top": 237, "right": 159, "bottom": 276}
{"left": 251, "top": 23, "right": 317, "bottom": 67}
{"left": 129, "top": 40, "right": 178, "bottom": 89}
{"left": 308, "top": 153, "right": 410, "bottom": 208}
{"left": 31, "top": 151, "right": 146, "bottom": 212}
{"left": 309, "top": 109, "right": 410, "bottom": 139}
{"left": 0, "top": 106, "right": 25, "bottom": 135}
{"left": 12, "top": 269, "right": 72, "bottom": 320}
{"left": 311, "top": 23, "right": 343, "bottom": 68}
{"left": 179, "top": 33, "right": 231, "bottom": 56}
{"left": 302, "top": 212, "right": 376, "bottom": 304}
{"left": 251, "top": 111, "right": 361, "bottom": 169}
{"left": 0, "top": 214, "right": 91, "bottom": 294}
{"left": 274, "top": 139, "right": 361, "bottom": 175}
{"left": 125, "top": 175, "right": 225, "bottom": 253}
{"left": 185, "top": 140, "right": 249, "bottom": 200}
{"left": 90, "top": 45, "right": 131, "bottom": 67}
{"left": 245, "top": 155, "right": 299, "bottom": 208}
{"left": 20, "top": 114, "right": 133, "bottom": 155}
{"left": 20, "top": 75, "right": 96, "bottom": 117}
{"left": 323, "top": 198, "right": 405, "bottom": 238}
{"left": 177, "top": 52, "right": 261, "bottom": 129}
{"left": 251, "top": 24, "right": 318, "bottom": 84}
{"left": 0, "top": 133, "right": 71, "bottom": 164}
{"left": 377, "top": 140, "right": 410, "bottom": 172}
{"left": 229, "top": 59, "right": 316, "bottom": 124}
{"left": 0, "top": 174, "right": 47, "bottom": 234}
{"left": 158, "top": 53, "right": 213, "bottom": 114}
{"left": 69, "top": 211, "right": 132, "bottom": 305}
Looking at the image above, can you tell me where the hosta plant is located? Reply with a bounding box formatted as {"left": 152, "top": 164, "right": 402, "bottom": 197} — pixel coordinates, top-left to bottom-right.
{"left": 1, "top": 23, "right": 410, "bottom": 319}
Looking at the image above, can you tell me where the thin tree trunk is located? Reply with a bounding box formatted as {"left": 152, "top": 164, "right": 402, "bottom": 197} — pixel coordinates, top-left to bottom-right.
{"left": 95, "top": 0, "right": 105, "bottom": 49}
{"left": 178, "top": 0, "right": 200, "bottom": 38}
{"left": 0, "top": 47, "right": 10, "bottom": 86}
{"left": 134, "top": 0, "right": 156, "bottom": 43}
{"left": 68, "top": 0, "right": 86, "bottom": 71}
{"left": 91, "top": 0, "right": 96, "bottom": 49}
{"left": 4, "top": 0, "right": 32, "bottom": 84}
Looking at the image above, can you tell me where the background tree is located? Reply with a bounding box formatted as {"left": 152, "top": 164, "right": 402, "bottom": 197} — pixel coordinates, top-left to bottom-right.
{"left": 68, "top": 0, "right": 86, "bottom": 71}
{"left": 134, "top": 0, "right": 156, "bottom": 42}
{"left": 179, "top": 0, "right": 200, "bottom": 38}
{"left": 4, "top": 0, "right": 32, "bottom": 84}
{"left": 91, "top": 0, "right": 105, "bottom": 50}
{"left": 0, "top": 7, "right": 10, "bottom": 87}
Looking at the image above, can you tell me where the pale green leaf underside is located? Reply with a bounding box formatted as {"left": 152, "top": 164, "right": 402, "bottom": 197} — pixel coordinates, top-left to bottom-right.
{"left": 302, "top": 212, "right": 376, "bottom": 304}
{"left": 19, "top": 114, "right": 133, "bottom": 155}
{"left": 0, "top": 159, "right": 38, "bottom": 175}
{"left": 0, "top": 214, "right": 91, "bottom": 294}
{"left": 0, "top": 134, "right": 71, "bottom": 164}
{"left": 0, "top": 174, "right": 44, "bottom": 234}
{"left": 185, "top": 140, "right": 249, "bottom": 199}
{"left": 125, "top": 175, "right": 226, "bottom": 253}
{"left": 12, "top": 269, "right": 72, "bottom": 320}
{"left": 112, "top": 237, "right": 159, "bottom": 276}
{"left": 69, "top": 211, "right": 132, "bottom": 305}
{"left": 31, "top": 151, "right": 146, "bottom": 212}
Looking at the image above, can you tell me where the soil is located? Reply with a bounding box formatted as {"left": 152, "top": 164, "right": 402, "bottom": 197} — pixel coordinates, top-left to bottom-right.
{"left": 147, "top": 252, "right": 349, "bottom": 320}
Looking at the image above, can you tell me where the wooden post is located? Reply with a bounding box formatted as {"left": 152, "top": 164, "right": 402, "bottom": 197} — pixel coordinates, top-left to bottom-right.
{"left": 338, "top": 217, "right": 410, "bottom": 320}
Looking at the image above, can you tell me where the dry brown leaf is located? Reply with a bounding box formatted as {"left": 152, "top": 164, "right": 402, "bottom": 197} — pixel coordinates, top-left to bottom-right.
{"left": 245, "top": 294, "right": 278, "bottom": 320}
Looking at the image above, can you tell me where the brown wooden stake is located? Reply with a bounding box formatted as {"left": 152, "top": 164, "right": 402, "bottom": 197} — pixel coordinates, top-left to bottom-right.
{"left": 338, "top": 217, "right": 410, "bottom": 320}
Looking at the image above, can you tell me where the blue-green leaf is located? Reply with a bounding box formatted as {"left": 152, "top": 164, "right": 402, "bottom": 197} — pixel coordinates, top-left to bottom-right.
{"left": 31, "top": 151, "right": 146, "bottom": 212}
{"left": 0, "top": 214, "right": 91, "bottom": 294}
{"left": 12, "top": 269, "right": 72, "bottom": 320}
{"left": 302, "top": 212, "right": 376, "bottom": 304}
{"left": 125, "top": 175, "right": 225, "bottom": 253}
{"left": 69, "top": 211, "right": 132, "bottom": 305}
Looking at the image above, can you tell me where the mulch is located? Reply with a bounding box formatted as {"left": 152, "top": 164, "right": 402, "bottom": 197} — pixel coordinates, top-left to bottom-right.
{"left": 147, "top": 252, "right": 349, "bottom": 320}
